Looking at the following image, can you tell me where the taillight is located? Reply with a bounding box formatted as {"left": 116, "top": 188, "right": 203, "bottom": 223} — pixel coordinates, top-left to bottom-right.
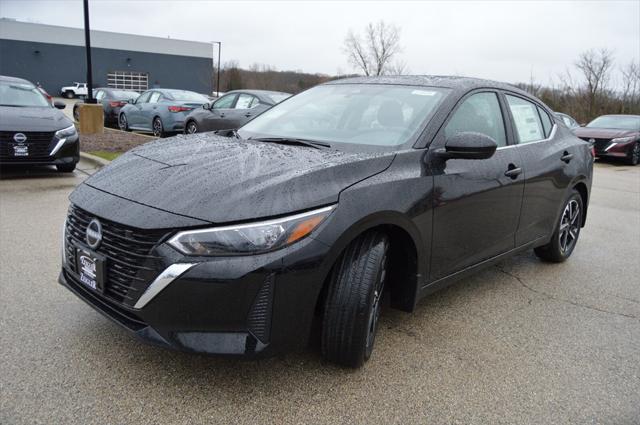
{"left": 168, "top": 106, "right": 193, "bottom": 113}
{"left": 109, "top": 101, "right": 126, "bottom": 107}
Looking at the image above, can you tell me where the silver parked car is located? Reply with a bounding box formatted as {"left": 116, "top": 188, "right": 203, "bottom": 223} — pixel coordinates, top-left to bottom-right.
{"left": 118, "top": 89, "right": 209, "bottom": 137}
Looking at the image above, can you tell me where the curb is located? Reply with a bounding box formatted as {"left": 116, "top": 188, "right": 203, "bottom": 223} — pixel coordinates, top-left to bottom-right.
{"left": 80, "top": 151, "right": 112, "bottom": 169}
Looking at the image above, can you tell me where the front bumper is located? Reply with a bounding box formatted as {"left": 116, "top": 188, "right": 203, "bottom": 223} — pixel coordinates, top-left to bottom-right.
{"left": 0, "top": 134, "right": 79, "bottom": 166}
{"left": 59, "top": 232, "right": 331, "bottom": 358}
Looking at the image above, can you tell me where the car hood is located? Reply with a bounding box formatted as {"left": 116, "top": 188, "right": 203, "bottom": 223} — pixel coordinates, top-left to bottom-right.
{"left": 83, "top": 134, "right": 394, "bottom": 224}
{"left": 573, "top": 127, "right": 639, "bottom": 139}
{"left": 0, "top": 106, "right": 71, "bottom": 131}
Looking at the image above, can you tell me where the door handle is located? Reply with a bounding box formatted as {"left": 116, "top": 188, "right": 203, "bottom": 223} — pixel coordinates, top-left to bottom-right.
{"left": 561, "top": 151, "right": 573, "bottom": 163}
{"left": 219, "top": 113, "right": 225, "bottom": 118}
{"left": 244, "top": 113, "right": 253, "bottom": 118}
{"left": 504, "top": 164, "right": 522, "bottom": 179}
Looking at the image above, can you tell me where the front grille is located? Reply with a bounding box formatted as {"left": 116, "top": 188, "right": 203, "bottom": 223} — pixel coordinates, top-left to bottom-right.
{"left": 0, "top": 131, "right": 55, "bottom": 161}
{"left": 65, "top": 205, "right": 169, "bottom": 307}
{"left": 579, "top": 137, "right": 611, "bottom": 153}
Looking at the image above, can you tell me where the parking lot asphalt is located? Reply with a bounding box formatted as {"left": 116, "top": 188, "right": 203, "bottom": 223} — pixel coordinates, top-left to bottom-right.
{"left": 1, "top": 160, "right": 638, "bottom": 424}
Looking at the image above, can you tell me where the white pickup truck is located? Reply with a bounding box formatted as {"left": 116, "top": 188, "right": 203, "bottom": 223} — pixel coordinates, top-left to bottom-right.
{"left": 60, "top": 82, "right": 88, "bottom": 99}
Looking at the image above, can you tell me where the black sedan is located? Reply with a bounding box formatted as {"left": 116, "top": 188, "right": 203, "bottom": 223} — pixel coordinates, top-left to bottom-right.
{"left": 59, "top": 76, "right": 593, "bottom": 367}
{"left": 0, "top": 75, "right": 79, "bottom": 172}
{"left": 183, "top": 89, "right": 290, "bottom": 134}
{"left": 73, "top": 88, "right": 140, "bottom": 127}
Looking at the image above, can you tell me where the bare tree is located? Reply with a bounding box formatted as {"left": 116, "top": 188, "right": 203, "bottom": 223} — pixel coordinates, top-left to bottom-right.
{"left": 575, "top": 48, "right": 615, "bottom": 117}
{"left": 620, "top": 60, "right": 640, "bottom": 113}
{"left": 343, "top": 21, "right": 403, "bottom": 76}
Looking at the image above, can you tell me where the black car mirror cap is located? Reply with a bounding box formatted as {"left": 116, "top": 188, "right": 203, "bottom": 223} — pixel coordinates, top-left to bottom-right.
{"left": 437, "top": 132, "right": 498, "bottom": 160}
{"left": 53, "top": 100, "right": 66, "bottom": 110}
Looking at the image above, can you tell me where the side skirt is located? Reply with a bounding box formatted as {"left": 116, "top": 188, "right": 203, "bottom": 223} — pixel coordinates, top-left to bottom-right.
{"left": 417, "top": 235, "right": 547, "bottom": 300}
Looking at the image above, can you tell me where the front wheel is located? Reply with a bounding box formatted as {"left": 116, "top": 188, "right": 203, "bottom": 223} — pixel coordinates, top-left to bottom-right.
{"left": 118, "top": 113, "right": 129, "bottom": 131}
{"left": 73, "top": 107, "right": 80, "bottom": 122}
{"left": 56, "top": 163, "right": 76, "bottom": 173}
{"left": 626, "top": 142, "right": 640, "bottom": 166}
{"left": 534, "top": 190, "right": 583, "bottom": 262}
{"left": 321, "top": 231, "right": 389, "bottom": 368}
{"left": 186, "top": 121, "right": 198, "bottom": 134}
{"left": 152, "top": 117, "right": 165, "bottom": 137}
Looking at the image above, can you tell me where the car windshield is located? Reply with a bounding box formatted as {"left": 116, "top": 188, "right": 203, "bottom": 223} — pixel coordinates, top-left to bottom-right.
{"left": 238, "top": 84, "right": 449, "bottom": 149}
{"left": 586, "top": 115, "right": 640, "bottom": 131}
{"left": 168, "top": 91, "right": 209, "bottom": 102}
{"left": 0, "top": 81, "right": 50, "bottom": 107}
{"left": 112, "top": 90, "right": 139, "bottom": 99}
{"left": 266, "top": 93, "right": 291, "bottom": 104}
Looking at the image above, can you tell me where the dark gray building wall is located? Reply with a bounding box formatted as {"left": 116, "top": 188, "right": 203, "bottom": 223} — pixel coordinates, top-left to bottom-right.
{"left": 0, "top": 39, "right": 213, "bottom": 95}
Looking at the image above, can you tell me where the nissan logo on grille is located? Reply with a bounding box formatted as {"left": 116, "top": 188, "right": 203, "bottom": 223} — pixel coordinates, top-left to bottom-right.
{"left": 86, "top": 219, "right": 102, "bottom": 249}
{"left": 13, "top": 133, "right": 27, "bottom": 143}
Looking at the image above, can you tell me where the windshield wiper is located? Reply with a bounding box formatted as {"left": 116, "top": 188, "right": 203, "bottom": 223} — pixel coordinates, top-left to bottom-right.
{"left": 250, "top": 137, "right": 331, "bottom": 149}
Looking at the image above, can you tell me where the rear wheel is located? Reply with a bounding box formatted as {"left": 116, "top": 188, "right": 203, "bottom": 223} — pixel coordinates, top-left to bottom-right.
{"left": 65, "top": 91, "right": 74, "bottom": 99}
{"left": 186, "top": 121, "right": 198, "bottom": 134}
{"left": 534, "top": 190, "right": 583, "bottom": 262}
{"left": 56, "top": 163, "right": 76, "bottom": 173}
{"left": 118, "top": 113, "right": 129, "bottom": 131}
{"left": 321, "top": 231, "right": 389, "bottom": 368}
{"left": 152, "top": 117, "right": 165, "bottom": 137}
{"left": 626, "top": 142, "right": 640, "bottom": 166}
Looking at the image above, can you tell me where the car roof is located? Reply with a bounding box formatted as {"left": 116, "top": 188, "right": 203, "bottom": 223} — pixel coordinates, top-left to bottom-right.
{"left": 225, "top": 89, "right": 291, "bottom": 96}
{"left": 0, "top": 75, "right": 35, "bottom": 86}
{"left": 324, "top": 75, "right": 531, "bottom": 96}
{"left": 595, "top": 114, "right": 640, "bottom": 118}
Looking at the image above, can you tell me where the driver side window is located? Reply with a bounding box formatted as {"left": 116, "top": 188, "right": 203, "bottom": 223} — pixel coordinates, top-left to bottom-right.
{"left": 213, "top": 94, "right": 237, "bottom": 109}
{"left": 445, "top": 92, "right": 507, "bottom": 147}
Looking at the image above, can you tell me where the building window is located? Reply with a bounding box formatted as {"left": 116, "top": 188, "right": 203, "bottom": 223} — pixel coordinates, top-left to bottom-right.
{"left": 107, "top": 71, "right": 149, "bottom": 92}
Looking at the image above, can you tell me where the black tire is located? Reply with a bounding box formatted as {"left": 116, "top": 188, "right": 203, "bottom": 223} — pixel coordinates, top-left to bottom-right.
{"left": 626, "top": 142, "right": 640, "bottom": 166}
{"left": 186, "top": 120, "right": 198, "bottom": 134}
{"left": 65, "top": 91, "right": 74, "bottom": 99}
{"left": 73, "top": 106, "right": 80, "bottom": 122}
{"left": 534, "top": 189, "right": 583, "bottom": 262}
{"left": 321, "top": 231, "right": 389, "bottom": 368}
{"left": 118, "top": 113, "right": 129, "bottom": 131}
{"left": 152, "top": 117, "right": 165, "bottom": 137}
{"left": 56, "top": 163, "right": 76, "bottom": 173}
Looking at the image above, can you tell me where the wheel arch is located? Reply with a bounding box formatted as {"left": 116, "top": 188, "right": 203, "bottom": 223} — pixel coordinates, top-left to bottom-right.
{"left": 572, "top": 179, "right": 589, "bottom": 227}
{"left": 315, "top": 211, "right": 423, "bottom": 315}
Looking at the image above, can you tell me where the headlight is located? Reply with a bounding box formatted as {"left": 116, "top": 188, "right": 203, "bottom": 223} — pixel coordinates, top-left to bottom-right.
{"left": 610, "top": 136, "right": 635, "bottom": 143}
{"left": 168, "top": 205, "right": 335, "bottom": 256}
{"left": 55, "top": 124, "right": 78, "bottom": 139}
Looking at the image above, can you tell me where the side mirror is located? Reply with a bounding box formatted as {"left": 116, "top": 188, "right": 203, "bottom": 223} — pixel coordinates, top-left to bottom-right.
{"left": 128, "top": 98, "right": 135, "bottom": 104}
{"left": 436, "top": 132, "right": 497, "bottom": 160}
{"left": 203, "top": 103, "right": 210, "bottom": 110}
{"left": 53, "top": 100, "right": 66, "bottom": 110}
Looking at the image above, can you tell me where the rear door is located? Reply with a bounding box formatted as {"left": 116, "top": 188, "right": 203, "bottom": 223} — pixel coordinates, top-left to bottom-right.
{"left": 430, "top": 91, "right": 524, "bottom": 280}
{"left": 502, "top": 93, "right": 576, "bottom": 245}
{"left": 226, "top": 93, "right": 259, "bottom": 129}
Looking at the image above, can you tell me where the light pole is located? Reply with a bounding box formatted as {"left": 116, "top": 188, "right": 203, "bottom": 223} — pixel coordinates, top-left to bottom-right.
{"left": 212, "top": 41, "right": 221, "bottom": 97}
{"left": 83, "top": 0, "right": 96, "bottom": 104}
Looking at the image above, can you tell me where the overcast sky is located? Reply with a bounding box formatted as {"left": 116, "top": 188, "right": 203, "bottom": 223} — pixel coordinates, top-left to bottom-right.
{"left": 1, "top": 0, "right": 638, "bottom": 86}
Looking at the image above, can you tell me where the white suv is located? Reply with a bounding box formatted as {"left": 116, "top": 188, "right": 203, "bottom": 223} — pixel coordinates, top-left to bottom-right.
{"left": 60, "top": 82, "right": 88, "bottom": 99}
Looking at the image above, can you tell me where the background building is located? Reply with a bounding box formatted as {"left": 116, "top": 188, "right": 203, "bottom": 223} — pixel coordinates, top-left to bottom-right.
{"left": 0, "top": 19, "right": 214, "bottom": 95}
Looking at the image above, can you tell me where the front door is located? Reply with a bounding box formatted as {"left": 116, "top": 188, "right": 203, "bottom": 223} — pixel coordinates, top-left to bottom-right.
{"left": 429, "top": 91, "right": 524, "bottom": 280}
{"left": 205, "top": 93, "right": 238, "bottom": 131}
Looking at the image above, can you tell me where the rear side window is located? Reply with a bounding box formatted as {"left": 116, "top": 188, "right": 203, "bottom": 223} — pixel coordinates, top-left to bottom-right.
{"left": 445, "top": 92, "right": 507, "bottom": 147}
{"left": 235, "top": 94, "right": 255, "bottom": 109}
{"left": 537, "top": 106, "right": 552, "bottom": 137}
{"left": 149, "top": 92, "right": 161, "bottom": 103}
{"left": 506, "top": 95, "right": 544, "bottom": 144}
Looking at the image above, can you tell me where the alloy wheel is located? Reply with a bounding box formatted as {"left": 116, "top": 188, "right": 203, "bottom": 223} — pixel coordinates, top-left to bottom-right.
{"left": 186, "top": 122, "right": 198, "bottom": 134}
{"left": 153, "top": 118, "right": 163, "bottom": 137}
{"left": 365, "top": 253, "right": 387, "bottom": 357}
{"left": 632, "top": 143, "right": 640, "bottom": 165}
{"left": 118, "top": 114, "right": 127, "bottom": 131}
{"left": 558, "top": 199, "right": 580, "bottom": 254}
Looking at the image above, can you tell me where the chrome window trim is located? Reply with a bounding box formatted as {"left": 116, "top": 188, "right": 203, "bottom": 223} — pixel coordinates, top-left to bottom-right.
{"left": 497, "top": 124, "right": 557, "bottom": 150}
{"left": 134, "top": 263, "right": 196, "bottom": 309}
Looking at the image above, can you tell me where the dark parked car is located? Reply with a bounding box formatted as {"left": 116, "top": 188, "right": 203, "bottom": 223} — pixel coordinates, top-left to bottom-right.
{"left": 118, "top": 88, "right": 209, "bottom": 137}
{"left": 555, "top": 112, "right": 580, "bottom": 130}
{"left": 0, "top": 75, "right": 79, "bottom": 172}
{"left": 59, "top": 76, "right": 593, "bottom": 367}
{"left": 73, "top": 88, "right": 140, "bottom": 126}
{"left": 183, "top": 89, "right": 291, "bottom": 134}
{"left": 574, "top": 114, "right": 640, "bottom": 165}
